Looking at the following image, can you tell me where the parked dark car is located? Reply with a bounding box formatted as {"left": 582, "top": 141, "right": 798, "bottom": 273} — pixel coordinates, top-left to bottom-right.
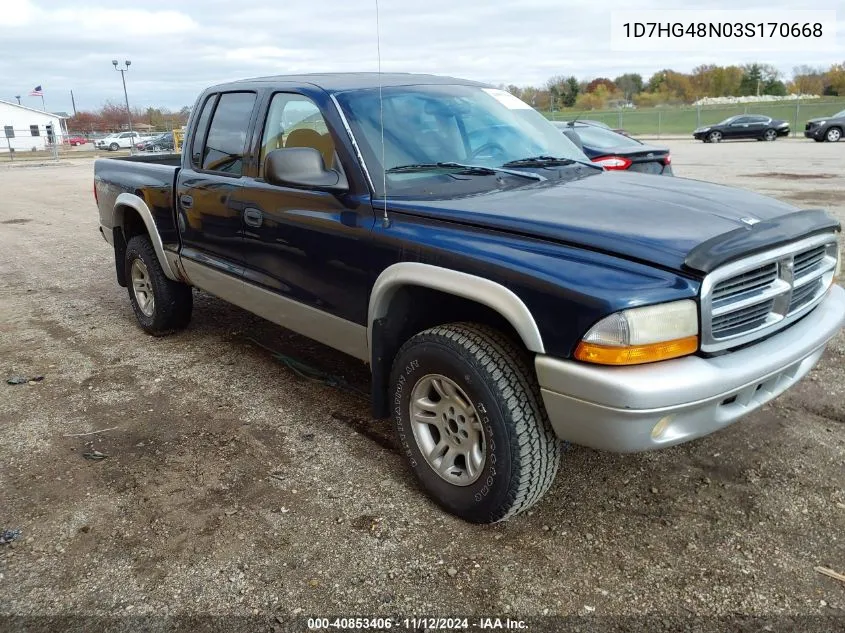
{"left": 94, "top": 73, "right": 844, "bottom": 524}
{"left": 136, "top": 132, "right": 175, "bottom": 152}
{"left": 693, "top": 115, "right": 789, "bottom": 142}
{"left": 804, "top": 110, "right": 845, "bottom": 142}
{"left": 554, "top": 121, "right": 672, "bottom": 175}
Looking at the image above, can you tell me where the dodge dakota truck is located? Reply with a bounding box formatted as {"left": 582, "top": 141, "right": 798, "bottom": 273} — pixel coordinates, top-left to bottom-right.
{"left": 94, "top": 73, "right": 845, "bottom": 523}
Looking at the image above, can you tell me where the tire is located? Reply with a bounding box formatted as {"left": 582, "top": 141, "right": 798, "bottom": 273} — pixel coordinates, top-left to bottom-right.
{"left": 124, "top": 235, "right": 192, "bottom": 336}
{"left": 109, "top": 142, "right": 119, "bottom": 151}
{"left": 390, "top": 322, "right": 561, "bottom": 523}
{"left": 763, "top": 129, "right": 777, "bottom": 142}
{"left": 708, "top": 131, "right": 722, "bottom": 143}
{"left": 826, "top": 127, "right": 842, "bottom": 142}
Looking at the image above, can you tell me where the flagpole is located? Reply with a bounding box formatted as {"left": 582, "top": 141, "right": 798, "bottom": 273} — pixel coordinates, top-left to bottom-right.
{"left": 41, "top": 94, "right": 46, "bottom": 111}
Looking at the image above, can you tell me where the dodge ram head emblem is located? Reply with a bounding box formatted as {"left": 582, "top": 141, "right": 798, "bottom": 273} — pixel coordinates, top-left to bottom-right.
{"left": 740, "top": 217, "right": 761, "bottom": 226}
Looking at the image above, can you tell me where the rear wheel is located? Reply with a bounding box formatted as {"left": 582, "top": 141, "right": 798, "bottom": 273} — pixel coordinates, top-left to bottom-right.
{"left": 125, "top": 235, "right": 192, "bottom": 336}
{"left": 109, "top": 142, "right": 119, "bottom": 151}
{"left": 390, "top": 323, "right": 561, "bottom": 523}
{"left": 708, "top": 130, "right": 722, "bottom": 143}
{"left": 763, "top": 129, "right": 778, "bottom": 141}
{"left": 826, "top": 127, "right": 842, "bottom": 142}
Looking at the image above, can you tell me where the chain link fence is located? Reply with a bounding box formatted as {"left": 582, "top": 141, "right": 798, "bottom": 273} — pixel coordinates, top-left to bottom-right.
{"left": 2, "top": 127, "right": 185, "bottom": 161}
{"left": 545, "top": 100, "right": 843, "bottom": 137}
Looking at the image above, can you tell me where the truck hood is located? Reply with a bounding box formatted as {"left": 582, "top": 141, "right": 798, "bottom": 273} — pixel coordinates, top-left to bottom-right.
{"left": 389, "top": 171, "right": 821, "bottom": 273}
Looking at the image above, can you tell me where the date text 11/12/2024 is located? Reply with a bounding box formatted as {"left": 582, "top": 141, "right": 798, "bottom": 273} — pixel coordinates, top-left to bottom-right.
{"left": 307, "top": 617, "right": 528, "bottom": 630}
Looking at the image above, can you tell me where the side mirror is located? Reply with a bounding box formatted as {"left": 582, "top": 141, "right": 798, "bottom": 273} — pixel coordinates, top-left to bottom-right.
{"left": 264, "top": 147, "right": 348, "bottom": 192}
{"left": 563, "top": 129, "right": 583, "bottom": 151}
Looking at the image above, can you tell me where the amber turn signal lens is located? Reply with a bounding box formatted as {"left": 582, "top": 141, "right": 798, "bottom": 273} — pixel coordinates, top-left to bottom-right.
{"left": 574, "top": 335, "right": 699, "bottom": 366}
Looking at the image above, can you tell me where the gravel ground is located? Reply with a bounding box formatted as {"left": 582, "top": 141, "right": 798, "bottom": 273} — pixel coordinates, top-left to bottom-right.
{"left": 0, "top": 139, "right": 843, "bottom": 632}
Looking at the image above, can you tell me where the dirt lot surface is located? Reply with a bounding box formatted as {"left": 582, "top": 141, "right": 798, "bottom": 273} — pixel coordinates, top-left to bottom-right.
{"left": 1, "top": 139, "right": 843, "bottom": 632}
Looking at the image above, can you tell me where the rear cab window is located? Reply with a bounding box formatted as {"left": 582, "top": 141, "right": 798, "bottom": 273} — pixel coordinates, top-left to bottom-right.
{"left": 201, "top": 92, "right": 257, "bottom": 175}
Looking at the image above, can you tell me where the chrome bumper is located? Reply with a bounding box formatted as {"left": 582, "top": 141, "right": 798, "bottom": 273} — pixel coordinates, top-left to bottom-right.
{"left": 536, "top": 284, "right": 845, "bottom": 453}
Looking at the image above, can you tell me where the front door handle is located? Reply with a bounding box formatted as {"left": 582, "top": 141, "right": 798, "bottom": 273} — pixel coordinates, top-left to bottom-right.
{"left": 243, "top": 207, "right": 263, "bottom": 228}
{"left": 180, "top": 194, "right": 193, "bottom": 209}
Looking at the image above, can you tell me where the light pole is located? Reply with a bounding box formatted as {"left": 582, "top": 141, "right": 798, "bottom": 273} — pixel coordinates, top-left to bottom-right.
{"left": 112, "top": 59, "right": 133, "bottom": 152}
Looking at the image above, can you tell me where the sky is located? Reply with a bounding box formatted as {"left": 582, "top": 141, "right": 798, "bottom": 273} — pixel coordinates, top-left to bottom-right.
{"left": 2, "top": 0, "right": 843, "bottom": 114}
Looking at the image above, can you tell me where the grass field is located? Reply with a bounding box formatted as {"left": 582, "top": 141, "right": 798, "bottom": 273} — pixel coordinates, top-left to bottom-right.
{"left": 543, "top": 98, "right": 845, "bottom": 135}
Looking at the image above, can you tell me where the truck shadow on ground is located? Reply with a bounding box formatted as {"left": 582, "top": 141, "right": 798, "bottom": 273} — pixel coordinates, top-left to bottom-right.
{"left": 172, "top": 289, "right": 838, "bottom": 534}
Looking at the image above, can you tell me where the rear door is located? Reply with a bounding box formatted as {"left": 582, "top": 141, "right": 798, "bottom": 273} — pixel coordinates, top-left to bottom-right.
{"left": 747, "top": 116, "right": 771, "bottom": 136}
{"left": 176, "top": 91, "right": 258, "bottom": 275}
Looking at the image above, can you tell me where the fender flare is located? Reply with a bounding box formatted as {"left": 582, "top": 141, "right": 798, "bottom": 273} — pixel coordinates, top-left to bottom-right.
{"left": 367, "top": 262, "right": 545, "bottom": 357}
{"left": 114, "top": 192, "right": 178, "bottom": 281}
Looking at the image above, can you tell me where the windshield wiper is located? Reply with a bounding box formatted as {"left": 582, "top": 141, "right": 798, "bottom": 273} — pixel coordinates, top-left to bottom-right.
{"left": 503, "top": 155, "right": 596, "bottom": 168}
{"left": 385, "top": 162, "right": 544, "bottom": 181}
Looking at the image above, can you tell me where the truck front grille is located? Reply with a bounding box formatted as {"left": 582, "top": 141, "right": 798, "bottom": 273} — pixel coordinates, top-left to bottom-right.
{"left": 700, "top": 234, "right": 839, "bottom": 353}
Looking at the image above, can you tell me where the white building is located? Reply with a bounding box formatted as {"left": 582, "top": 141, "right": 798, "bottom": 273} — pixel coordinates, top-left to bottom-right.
{"left": 0, "top": 100, "right": 67, "bottom": 153}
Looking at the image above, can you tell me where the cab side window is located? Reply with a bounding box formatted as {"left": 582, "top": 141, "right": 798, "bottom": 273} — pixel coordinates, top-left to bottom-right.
{"left": 259, "top": 93, "right": 336, "bottom": 177}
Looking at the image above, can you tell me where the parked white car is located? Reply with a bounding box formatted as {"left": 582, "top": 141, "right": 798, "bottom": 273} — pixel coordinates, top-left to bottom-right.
{"left": 96, "top": 132, "right": 151, "bottom": 151}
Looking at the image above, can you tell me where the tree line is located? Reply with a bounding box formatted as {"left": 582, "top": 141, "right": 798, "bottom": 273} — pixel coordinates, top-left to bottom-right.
{"left": 502, "top": 62, "right": 845, "bottom": 111}
{"left": 67, "top": 102, "right": 191, "bottom": 133}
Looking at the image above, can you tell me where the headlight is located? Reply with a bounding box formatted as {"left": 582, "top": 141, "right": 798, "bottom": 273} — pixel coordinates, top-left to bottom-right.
{"left": 697, "top": 127, "right": 710, "bottom": 133}
{"left": 575, "top": 299, "right": 699, "bottom": 365}
{"left": 817, "top": 120, "right": 826, "bottom": 126}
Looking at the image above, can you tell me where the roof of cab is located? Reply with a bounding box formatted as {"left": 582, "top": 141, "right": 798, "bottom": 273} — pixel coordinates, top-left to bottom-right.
{"left": 210, "top": 72, "right": 490, "bottom": 93}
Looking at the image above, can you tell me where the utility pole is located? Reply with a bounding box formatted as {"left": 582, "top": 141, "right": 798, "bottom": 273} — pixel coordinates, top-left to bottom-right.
{"left": 112, "top": 60, "right": 133, "bottom": 153}
{"left": 70, "top": 90, "right": 77, "bottom": 116}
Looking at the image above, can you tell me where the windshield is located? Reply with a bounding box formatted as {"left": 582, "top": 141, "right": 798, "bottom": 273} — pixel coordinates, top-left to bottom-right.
{"left": 716, "top": 116, "right": 739, "bottom": 126}
{"left": 335, "top": 84, "right": 589, "bottom": 198}
{"left": 572, "top": 125, "right": 642, "bottom": 149}
{"left": 832, "top": 109, "right": 845, "bottom": 119}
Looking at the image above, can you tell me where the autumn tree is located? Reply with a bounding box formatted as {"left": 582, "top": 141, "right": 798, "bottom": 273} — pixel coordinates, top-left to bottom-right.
{"left": 613, "top": 73, "right": 643, "bottom": 100}
{"left": 824, "top": 63, "right": 845, "bottom": 96}
{"left": 585, "top": 77, "right": 616, "bottom": 93}
{"left": 789, "top": 66, "right": 825, "bottom": 94}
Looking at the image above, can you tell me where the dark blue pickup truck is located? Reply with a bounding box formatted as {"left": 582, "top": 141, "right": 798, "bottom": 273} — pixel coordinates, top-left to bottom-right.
{"left": 95, "top": 73, "right": 844, "bottom": 523}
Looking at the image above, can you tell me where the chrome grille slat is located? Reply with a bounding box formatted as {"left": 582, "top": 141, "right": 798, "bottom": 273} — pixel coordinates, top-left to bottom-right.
{"left": 700, "top": 234, "right": 839, "bottom": 353}
{"left": 712, "top": 263, "right": 778, "bottom": 301}
{"left": 789, "top": 278, "right": 823, "bottom": 312}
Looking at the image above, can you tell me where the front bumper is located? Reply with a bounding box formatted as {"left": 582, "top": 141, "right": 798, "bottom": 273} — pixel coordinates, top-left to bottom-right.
{"left": 804, "top": 128, "right": 824, "bottom": 140}
{"left": 536, "top": 284, "right": 845, "bottom": 453}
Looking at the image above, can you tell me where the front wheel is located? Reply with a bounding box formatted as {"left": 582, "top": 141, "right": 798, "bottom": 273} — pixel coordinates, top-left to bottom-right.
{"left": 125, "top": 235, "right": 192, "bottom": 335}
{"left": 109, "top": 142, "right": 119, "bottom": 151}
{"left": 708, "top": 130, "right": 722, "bottom": 143}
{"left": 826, "top": 127, "right": 842, "bottom": 142}
{"left": 390, "top": 323, "right": 561, "bottom": 523}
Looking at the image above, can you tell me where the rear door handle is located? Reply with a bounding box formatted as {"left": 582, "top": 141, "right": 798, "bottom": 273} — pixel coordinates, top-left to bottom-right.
{"left": 180, "top": 194, "right": 193, "bottom": 209}
{"left": 243, "top": 207, "right": 263, "bottom": 228}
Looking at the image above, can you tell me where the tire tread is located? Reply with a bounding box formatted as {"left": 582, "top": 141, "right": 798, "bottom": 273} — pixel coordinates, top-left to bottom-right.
{"left": 395, "top": 322, "right": 561, "bottom": 522}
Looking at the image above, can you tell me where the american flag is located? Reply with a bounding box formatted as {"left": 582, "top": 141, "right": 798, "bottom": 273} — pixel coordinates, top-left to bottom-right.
{"left": 29, "top": 85, "right": 43, "bottom": 96}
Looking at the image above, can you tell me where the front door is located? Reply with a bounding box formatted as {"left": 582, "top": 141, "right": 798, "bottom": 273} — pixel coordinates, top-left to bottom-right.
{"left": 176, "top": 91, "right": 258, "bottom": 275}
{"left": 725, "top": 116, "right": 752, "bottom": 139}
{"left": 239, "top": 91, "right": 374, "bottom": 330}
